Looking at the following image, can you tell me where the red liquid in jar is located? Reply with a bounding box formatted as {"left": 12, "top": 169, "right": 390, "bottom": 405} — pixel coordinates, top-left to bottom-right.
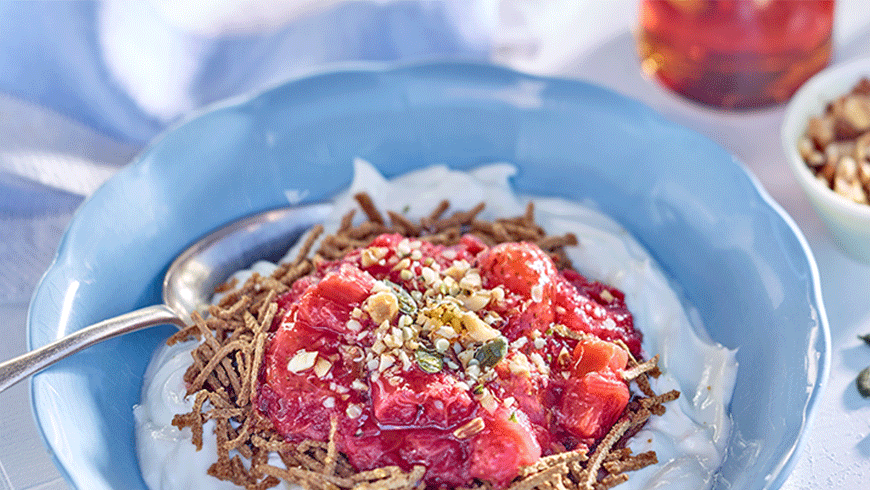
{"left": 638, "top": 0, "right": 834, "bottom": 109}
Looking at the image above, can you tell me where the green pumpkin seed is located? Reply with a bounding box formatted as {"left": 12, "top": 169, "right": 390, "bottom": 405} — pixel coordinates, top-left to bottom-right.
{"left": 415, "top": 349, "right": 443, "bottom": 374}
{"left": 383, "top": 279, "right": 418, "bottom": 316}
{"left": 857, "top": 366, "right": 870, "bottom": 398}
{"left": 474, "top": 337, "right": 508, "bottom": 368}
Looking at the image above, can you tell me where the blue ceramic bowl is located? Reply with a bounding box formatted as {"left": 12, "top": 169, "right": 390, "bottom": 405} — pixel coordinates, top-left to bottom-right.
{"left": 28, "top": 62, "right": 830, "bottom": 490}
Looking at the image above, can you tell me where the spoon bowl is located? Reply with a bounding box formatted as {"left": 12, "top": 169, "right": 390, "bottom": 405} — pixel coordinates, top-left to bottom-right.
{"left": 0, "top": 202, "right": 331, "bottom": 393}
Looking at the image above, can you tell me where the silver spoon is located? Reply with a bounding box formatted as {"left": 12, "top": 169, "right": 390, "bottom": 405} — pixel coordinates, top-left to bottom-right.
{"left": 0, "top": 202, "right": 332, "bottom": 392}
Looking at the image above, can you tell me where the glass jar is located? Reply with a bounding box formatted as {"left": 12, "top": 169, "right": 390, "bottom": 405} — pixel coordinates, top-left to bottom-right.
{"left": 638, "top": 0, "right": 835, "bottom": 109}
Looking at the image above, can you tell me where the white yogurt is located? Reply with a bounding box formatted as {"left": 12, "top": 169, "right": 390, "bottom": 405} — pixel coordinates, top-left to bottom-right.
{"left": 135, "top": 160, "right": 738, "bottom": 490}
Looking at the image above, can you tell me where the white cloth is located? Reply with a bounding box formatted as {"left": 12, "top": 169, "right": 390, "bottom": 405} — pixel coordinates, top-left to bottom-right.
{"left": 0, "top": 1, "right": 495, "bottom": 144}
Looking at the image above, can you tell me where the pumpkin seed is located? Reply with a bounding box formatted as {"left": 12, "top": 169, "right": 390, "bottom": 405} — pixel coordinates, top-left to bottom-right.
{"left": 383, "top": 279, "right": 418, "bottom": 316}
{"left": 858, "top": 366, "right": 870, "bottom": 398}
{"left": 415, "top": 349, "right": 443, "bottom": 374}
{"left": 474, "top": 336, "right": 508, "bottom": 368}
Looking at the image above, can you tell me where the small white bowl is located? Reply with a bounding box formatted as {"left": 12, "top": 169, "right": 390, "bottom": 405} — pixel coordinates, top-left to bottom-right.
{"left": 782, "top": 57, "right": 870, "bottom": 263}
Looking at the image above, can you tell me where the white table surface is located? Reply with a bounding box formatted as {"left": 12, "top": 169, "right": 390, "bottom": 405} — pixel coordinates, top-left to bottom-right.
{"left": 1, "top": 1, "right": 868, "bottom": 489}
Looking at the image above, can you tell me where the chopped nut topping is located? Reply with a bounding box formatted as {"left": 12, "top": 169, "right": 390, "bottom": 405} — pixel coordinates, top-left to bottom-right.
{"left": 365, "top": 290, "right": 400, "bottom": 324}
{"left": 461, "top": 311, "right": 501, "bottom": 343}
{"left": 314, "top": 358, "right": 333, "bottom": 378}
{"left": 453, "top": 417, "right": 485, "bottom": 439}
{"left": 346, "top": 404, "right": 363, "bottom": 419}
{"left": 397, "top": 350, "right": 412, "bottom": 371}
{"left": 392, "top": 257, "right": 411, "bottom": 271}
{"left": 371, "top": 340, "right": 386, "bottom": 355}
{"left": 366, "top": 358, "right": 379, "bottom": 371}
{"left": 460, "top": 290, "right": 491, "bottom": 311}
{"left": 351, "top": 379, "right": 368, "bottom": 391}
{"left": 361, "top": 246, "right": 388, "bottom": 267}
{"left": 397, "top": 239, "right": 412, "bottom": 257}
{"left": 478, "top": 388, "right": 498, "bottom": 413}
{"left": 287, "top": 350, "right": 318, "bottom": 373}
{"left": 529, "top": 352, "right": 550, "bottom": 375}
{"left": 378, "top": 354, "right": 396, "bottom": 372}
{"left": 509, "top": 352, "right": 532, "bottom": 377}
{"left": 435, "top": 338, "right": 451, "bottom": 353}
{"left": 346, "top": 319, "right": 362, "bottom": 332}
{"left": 421, "top": 266, "right": 439, "bottom": 285}
{"left": 511, "top": 336, "right": 529, "bottom": 349}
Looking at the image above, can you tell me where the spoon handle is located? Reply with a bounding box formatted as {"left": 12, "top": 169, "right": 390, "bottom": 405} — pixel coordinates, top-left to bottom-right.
{"left": 0, "top": 304, "right": 185, "bottom": 393}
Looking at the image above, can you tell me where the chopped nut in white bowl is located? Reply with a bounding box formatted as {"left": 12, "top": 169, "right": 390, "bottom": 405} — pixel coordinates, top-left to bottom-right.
{"left": 782, "top": 56, "right": 870, "bottom": 263}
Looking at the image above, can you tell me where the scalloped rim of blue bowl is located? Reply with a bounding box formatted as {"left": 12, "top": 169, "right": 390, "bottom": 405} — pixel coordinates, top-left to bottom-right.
{"left": 27, "top": 60, "right": 830, "bottom": 490}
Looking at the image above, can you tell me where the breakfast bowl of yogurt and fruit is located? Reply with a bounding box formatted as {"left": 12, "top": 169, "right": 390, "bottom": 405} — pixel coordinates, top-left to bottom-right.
{"left": 28, "top": 62, "right": 829, "bottom": 490}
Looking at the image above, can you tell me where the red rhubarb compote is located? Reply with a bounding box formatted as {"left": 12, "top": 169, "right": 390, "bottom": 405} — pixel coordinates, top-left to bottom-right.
{"left": 257, "top": 233, "right": 642, "bottom": 488}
